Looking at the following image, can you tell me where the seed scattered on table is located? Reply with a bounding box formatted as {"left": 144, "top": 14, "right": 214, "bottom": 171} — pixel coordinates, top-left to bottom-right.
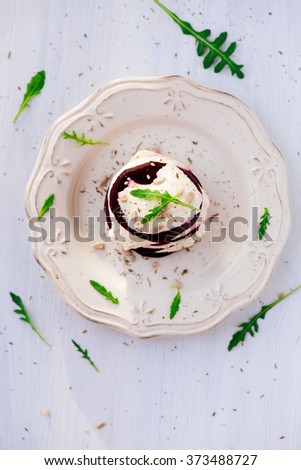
{"left": 96, "top": 422, "right": 106, "bottom": 430}
{"left": 172, "top": 279, "right": 182, "bottom": 289}
{"left": 93, "top": 242, "right": 105, "bottom": 250}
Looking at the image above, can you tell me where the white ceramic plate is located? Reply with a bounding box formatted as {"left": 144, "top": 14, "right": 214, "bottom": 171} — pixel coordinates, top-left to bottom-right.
{"left": 26, "top": 76, "right": 291, "bottom": 338}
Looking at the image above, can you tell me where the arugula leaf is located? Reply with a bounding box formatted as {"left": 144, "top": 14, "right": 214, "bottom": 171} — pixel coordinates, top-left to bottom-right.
{"left": 90, "top": 280, "right": 119, "bottom": 304}
{"left": 130, "top": 189, "right": 197, "bottom": 224}
{"left": 130, "top": 189, "right": 166, "bottom": 200}
{"left": 258, "top": 208, "right": 271, "bottom": 240}
{"left": 140, "top": 192, "right": 175, "bottom": 224}
{"left": 154, "top": 0, "right": 244, "bottom": 79}
{"left": 228, "top": 285, "right": 301, "bottom": 351}
{"left": 72, "top": 340, "right": 99, "bottom": 373}
{"left": 37, "top": 193, "right": 55, "bottom": 221}
{"left": 170, "top": 289, "right": 181, "bottom": 319}
{"left": 13, "top": 70, "right": 46, "bottom": 122}
{"left": 10, "top": 292, "right": 50, "bottom": 346}
{"left": 62, "top": 130, "right": 108, "bottom": 146}
{"left": 130, "top": 189, "right": 195, "bottom": 208}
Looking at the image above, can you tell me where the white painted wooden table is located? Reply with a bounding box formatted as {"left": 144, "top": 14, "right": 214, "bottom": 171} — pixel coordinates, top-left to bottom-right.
{"left": 1, "top": 0, "right": 300, "bottom": 450}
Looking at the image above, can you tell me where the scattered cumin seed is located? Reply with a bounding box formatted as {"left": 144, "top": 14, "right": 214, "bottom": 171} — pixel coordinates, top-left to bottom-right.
{"left": 147, "top": 308, "right": 155, "bottom": 314}
{"left": 208, "top": 213, "right": 219, "bottom": 221}
{"left": 124, "top": 251, "right": 136, "bottom": 263}
{"left": 280, "top": 436, "right": 285, "bottom": 439}
{"left": 8, "top": 51, "right": 11, "bottom": 59}
{"left": 96, "top": 422, "right": 106, "bottom": 430}
{"left": 99, "top": 175, "right": 110, "bottom": 187}
{"left": 135, "top": 141, "right": 143, "bottom": 153}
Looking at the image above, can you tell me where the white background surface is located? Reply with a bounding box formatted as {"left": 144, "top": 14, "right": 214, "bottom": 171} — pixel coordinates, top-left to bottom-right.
{"left": 0, "top": 0, "right": 300, "bottom": 450}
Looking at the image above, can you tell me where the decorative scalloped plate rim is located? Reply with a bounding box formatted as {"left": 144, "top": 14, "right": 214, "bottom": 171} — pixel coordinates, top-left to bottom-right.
{"left": 25, "top": 76, "right": 291, "bottom": 338}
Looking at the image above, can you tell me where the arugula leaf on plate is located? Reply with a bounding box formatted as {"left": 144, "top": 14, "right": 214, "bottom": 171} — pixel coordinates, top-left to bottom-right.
{"left": 90, "top": 280, "right": 119, "bottom": 305}
{"left": 37, "top": 193, "right": 55, "bottom": 221}
{"left": 258, "top": 207, "right": 271, "bottom": 240}
{"left": 170, "top": 289, "right": 181, "bottom": 320}
{"left": 62, "top": 130, "right": 108, "bottom": 146}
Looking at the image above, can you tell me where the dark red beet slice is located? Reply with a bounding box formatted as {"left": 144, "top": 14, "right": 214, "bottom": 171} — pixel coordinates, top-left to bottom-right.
{"left": 104, "top": 160, "right": 204, "bottom": 257}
